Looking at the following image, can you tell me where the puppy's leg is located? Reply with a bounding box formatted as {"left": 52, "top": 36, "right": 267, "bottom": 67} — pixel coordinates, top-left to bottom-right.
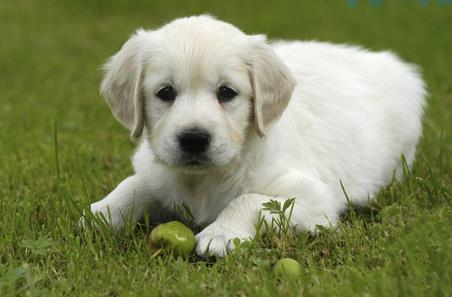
{"left": 88, "top": 175, "right": 152, "bottom": 229}
{"left": 195, "top": 171, "right": 343, "bottom": 257}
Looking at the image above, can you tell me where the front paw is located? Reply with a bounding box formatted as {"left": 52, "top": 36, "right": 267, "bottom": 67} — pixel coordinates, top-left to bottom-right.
{"left": 80, "top": 202, "right": 121, "bottom": 230}
{"left": 195, "top": 222, "right": 253, "bottom": 258}
{"left": 77, "top": 206, "right": 109, "bottom": 231}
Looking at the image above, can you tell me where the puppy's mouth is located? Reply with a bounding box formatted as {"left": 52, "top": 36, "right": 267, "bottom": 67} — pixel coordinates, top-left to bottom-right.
{"left": 179, "top": 154, "right": 215, "bottom": 170}
{"left": 185, "top": 158, "right": 205, "bottom": 166}
{"left": 155, "top": 152, "right": 218, "bottom": 174}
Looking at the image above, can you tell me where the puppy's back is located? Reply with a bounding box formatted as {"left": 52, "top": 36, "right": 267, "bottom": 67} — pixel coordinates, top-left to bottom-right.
{"left": 265, "top": 41, "right": 426, "bottom": 202}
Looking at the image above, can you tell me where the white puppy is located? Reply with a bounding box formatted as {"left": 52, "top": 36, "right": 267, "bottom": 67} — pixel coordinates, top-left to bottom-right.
{"left": 89, "top": 15, "right": 426, "bottom": 257}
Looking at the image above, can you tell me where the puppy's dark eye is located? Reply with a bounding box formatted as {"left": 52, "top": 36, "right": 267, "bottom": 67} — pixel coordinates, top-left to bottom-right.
{"left": 156, "top": 86, "right": 176, "bottom": 102}
{"left": 217, "top": 86, "right": 238, "bottom": 102}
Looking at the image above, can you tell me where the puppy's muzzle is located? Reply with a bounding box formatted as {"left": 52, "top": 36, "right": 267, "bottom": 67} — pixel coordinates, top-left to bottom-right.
{"left": 177, "top": 127, "right": 211, "bottom": 154}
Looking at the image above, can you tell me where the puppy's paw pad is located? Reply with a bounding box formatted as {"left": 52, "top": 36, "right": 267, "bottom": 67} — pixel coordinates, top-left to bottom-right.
{"left": 195, "top": 223, "right": 251, "bottom": 258}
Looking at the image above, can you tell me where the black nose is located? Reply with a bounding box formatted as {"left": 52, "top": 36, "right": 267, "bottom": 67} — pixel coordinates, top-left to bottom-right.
{"left": 178, "top": 128, "right": 211, "bottom": 154}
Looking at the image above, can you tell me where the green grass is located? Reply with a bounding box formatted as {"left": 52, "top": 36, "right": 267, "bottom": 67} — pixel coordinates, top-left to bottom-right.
{"left": 1, "top": 0, "right": 451, "bottom": 296}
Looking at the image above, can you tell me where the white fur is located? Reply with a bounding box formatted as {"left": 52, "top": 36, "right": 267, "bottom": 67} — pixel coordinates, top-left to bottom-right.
{"left": 89, "top": 15, "right": 426, "bottom": 257}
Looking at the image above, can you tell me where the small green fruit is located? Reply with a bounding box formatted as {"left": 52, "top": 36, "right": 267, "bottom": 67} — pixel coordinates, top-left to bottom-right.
{"left": 149, "top": 221, "right": 196, "bottom": 256}
{"left": 273, "top": 258, "right": 302, "bottom": 278}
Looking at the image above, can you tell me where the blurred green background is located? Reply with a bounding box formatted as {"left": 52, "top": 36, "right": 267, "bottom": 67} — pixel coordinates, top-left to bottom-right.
{"left": 0, "top": 1, "right": 451, "bottom": 296}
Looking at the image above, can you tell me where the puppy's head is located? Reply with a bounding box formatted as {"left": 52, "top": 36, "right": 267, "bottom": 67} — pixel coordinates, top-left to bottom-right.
{"left": 101, "top": 15, "right": 295, "bottom": 173}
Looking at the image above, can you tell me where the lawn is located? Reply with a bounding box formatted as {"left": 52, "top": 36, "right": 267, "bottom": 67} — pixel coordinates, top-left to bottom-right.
{"left": 0, "top": 0, "right": 451, "bottom": 296}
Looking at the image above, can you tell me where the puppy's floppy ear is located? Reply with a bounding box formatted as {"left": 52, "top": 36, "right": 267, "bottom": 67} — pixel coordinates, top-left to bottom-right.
{"left": 100, "top": 29, "right": 150, "bottom": 141}
{"left": 249, "top": 35, "right": 296, "bottom": 137}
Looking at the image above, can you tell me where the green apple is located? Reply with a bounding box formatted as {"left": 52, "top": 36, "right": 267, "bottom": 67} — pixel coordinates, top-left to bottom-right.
{"left": 273, "top": 258, "right": 302, "bottom": 278}
{"left": 149, "top": 221, "right": 196, "bottom": 256}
